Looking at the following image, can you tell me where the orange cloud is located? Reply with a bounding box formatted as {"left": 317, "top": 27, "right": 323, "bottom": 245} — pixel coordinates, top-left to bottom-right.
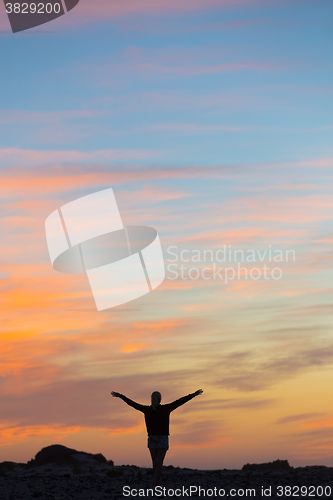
{"left": 0, "top": 157, "right": 331, "bottom": 198}
{"left": 299, "top": 419, "right": 333, "bottom": 430}
{"left": 0, "top": 424, "right": 82, "bottom": 446}
{"left": 104, "top": 422, "right": 145, "bottom": 436}
{"left": 172, "top": 435, "right": 230, "bottom": 449}
{"left": 121, "top": 344, "right": 146, "bottom": 353}
{"left": 141, "top": 61, "right": 285, "bottom": 77}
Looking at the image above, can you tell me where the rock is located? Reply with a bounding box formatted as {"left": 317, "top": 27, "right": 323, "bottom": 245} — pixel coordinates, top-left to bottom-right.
{"left": 0, "top": 461, "right": 16, "bottom": 471}
{"left": 33, "top": 444, "right": 108, "bottom": 467}
{"left": 1, "top": 462, "right": 333, "bottom": 500}
{"left": 242, "top": 459, "right": 291, "bottom": 471}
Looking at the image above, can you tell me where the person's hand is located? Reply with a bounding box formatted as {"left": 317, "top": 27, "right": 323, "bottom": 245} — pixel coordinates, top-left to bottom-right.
{"left": 194, "top": 389, "right": 203, "bottom": 396}
{"left": 111, "top": 391, "right": 122, "bottom": 398}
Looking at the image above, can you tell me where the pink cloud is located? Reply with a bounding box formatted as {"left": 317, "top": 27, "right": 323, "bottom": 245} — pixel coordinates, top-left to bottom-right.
{"left": 145, "top": 124, "right": 333, "bottom": 134}
{"left": 148, "top": 123, "right": 247, "bottom": 132}
{"left": 98, "top": 89, "right": 248, "bottom": 110}
{"left": 179, "top": 227, "right": 308, "bottom": 245}
{"left": 0, "top": 109, "right": 98, "bottom": 126}
{"left": 76, "top": 44, "right": 286, "bottom": 85}
{"left": 223, "top": 193, "right": 333, "bottom": 224}
{"left": 97, "top": 60, "right": 285, "bottom": 80}
{"left": 69, "top": 40, "right": 288, "bottom": 92}
{"left": 116, "top": 184, "right": 194, "bottom": 208}
{"left": 0, "top": 148, "right": 160, "bottom": 170}
{"left": 236, "top": 183, "right": 327, "bottom": 192}
{"left": 0, "top": 424, "right": 83, "bottom": 447}
{"left": 0, "top": 155, "right": 331, "bottom": 196}
{"left": 0, "top": 110, "right": 106, "bottom": 146}
{"left": 59, "top": 0, "right": 263, "bottom": 28}
{"left": 141, "top": 61, "right": 285, "bottom": 77}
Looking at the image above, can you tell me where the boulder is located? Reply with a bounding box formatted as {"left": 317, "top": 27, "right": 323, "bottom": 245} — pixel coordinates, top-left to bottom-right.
{"left": 242, "top": 459, "right": 291, "bottom": 471}
{"left": 32, "top": 444, "right": 107, "bottom": 466}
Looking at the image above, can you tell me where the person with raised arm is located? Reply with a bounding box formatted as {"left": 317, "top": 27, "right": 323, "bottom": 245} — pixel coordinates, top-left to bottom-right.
{"left": 111, "top": 389, "right": 203, "bottom": 487}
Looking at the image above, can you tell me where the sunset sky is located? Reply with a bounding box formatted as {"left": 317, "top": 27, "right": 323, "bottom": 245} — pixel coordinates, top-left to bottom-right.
{"left": 0, "top": 0, "right": 333, "bottom": 470}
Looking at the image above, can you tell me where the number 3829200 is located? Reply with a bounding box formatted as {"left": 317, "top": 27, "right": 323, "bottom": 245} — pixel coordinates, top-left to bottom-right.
{"left": 5, "top": 3, "right": 62, "bottom": 14}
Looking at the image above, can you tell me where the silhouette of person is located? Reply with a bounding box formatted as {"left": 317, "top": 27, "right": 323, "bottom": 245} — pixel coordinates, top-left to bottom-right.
{"left": 111, "top": 389, "right": 203, "bottom": 487}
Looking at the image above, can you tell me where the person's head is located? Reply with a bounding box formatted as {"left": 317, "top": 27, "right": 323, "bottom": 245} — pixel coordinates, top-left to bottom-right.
{"left": 151, "top": 391, "right": 161, "bottom": 410}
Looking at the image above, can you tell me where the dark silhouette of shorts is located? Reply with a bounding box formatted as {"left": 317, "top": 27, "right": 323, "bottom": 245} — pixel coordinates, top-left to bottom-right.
{"left": 147, "top": 435, "right": 169, "bottom": 449}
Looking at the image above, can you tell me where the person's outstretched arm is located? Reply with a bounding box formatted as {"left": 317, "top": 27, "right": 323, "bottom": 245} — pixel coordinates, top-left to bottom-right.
{"left": 111, "top": 391, "right": 146, "bottom": 412}
{"left": 168, "top": 389, "right": 203, "bottom": 412}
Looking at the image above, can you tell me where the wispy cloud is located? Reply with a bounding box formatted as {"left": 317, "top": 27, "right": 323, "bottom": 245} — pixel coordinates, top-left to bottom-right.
{"left": 0, "top": 109, "right": 99, "bottom": 126}
{"left": 276, "top": 413, "right": 327, "bottom": 425}
{"left": 145, "top": 123, "right": 333, "bottom": 134}
{"left": 121, "top": 61, "right": 285, "bottom": 78}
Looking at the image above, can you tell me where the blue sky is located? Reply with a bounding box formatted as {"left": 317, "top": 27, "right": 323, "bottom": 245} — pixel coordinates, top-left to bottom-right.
{"left": 1, "top": 0, "right": 332, "bottom": 165}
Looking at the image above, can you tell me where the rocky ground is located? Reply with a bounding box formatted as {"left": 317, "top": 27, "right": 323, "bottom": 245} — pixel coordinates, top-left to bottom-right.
{"left": 0, "top": 447, "right": 332, "bottom": 499}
